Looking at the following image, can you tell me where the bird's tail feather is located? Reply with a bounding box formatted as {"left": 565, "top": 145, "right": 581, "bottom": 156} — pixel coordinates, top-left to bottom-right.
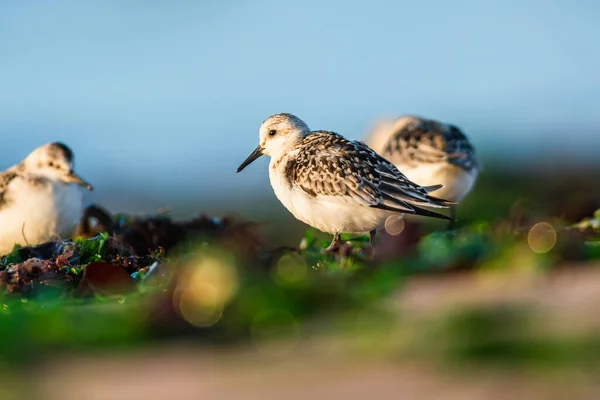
{"left": 422, "top": 184, "right": 443, "bottom": 193}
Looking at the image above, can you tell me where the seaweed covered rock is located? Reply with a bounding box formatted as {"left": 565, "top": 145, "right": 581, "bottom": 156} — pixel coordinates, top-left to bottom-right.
{"left": 0, "top": 234, "right": 161, "bottom": 297}
{"left": 76, "top": 204, "right": 262, "bottom": 259}
{"left": 0, "top": 205, "right": 264, "bottom": 297}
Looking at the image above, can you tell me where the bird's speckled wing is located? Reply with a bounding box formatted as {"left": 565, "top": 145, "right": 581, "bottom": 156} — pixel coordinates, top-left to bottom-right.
{"left": 0, "top": 166, "right": 20, "bottom": 207}
{"left": 285, "top": 131, "right": 454, "bottom": 220}
{"left": 382, "top": 118, "right": 478, "bottom": 171}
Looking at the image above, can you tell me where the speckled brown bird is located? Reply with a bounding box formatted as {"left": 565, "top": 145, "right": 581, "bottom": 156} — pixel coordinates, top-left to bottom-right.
{"left": 236, "top": 113, "right": 455, "bottom": 251}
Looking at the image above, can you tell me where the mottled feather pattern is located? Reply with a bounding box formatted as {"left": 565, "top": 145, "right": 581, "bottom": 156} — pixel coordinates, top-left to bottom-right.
{"left": 285, "top": 131, "right": 453, "bottom": 218}
{"left": 0, "top": 165, "right": 23, "bottom": 206}
{"left": 382, "top": 118, "right": 478, "bottom": 171}
{"left": 263, "top": 113, "right": 309, "bottom": 131}
{"left": 50, "top": 142, "right": 74, "bottom": 163}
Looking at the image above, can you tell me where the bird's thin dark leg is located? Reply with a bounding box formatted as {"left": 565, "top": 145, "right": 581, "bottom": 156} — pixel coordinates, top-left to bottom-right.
{"left": 369, "top": 230, "right": 377, "bottom": 246}
{"left": 323, "top": 232, "right": 343, "bottom": 253}
{"left": 448, "top": 206, "right": 457, "bottom": 231}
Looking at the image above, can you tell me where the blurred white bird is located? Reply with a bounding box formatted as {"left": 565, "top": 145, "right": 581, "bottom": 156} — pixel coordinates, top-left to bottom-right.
{"left": 0, "top": 142, "right": 93, "bottom": 255}
{"left": 365, "top": 115, "right": 479, "bottom": 224}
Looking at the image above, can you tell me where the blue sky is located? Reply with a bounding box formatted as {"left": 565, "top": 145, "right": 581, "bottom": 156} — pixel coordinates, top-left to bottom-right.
{"left": 0, "top": 1, "right": 598, "bottom": 210}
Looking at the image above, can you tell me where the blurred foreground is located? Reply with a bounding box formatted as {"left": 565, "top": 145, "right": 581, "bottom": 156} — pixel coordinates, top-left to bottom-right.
{"left": 0, "top": 162, "right": 599, "bottom": 400}
{"left": 3, "top": 264, "right": 600, "bottom": 400}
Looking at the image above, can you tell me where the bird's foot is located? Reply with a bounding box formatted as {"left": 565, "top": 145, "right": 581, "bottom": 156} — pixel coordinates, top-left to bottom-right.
{"left": 321, "top": 232, "right": 344, "bottom": 255}
{"left": 321, "top": 240, "right": 344, "bottom": 255}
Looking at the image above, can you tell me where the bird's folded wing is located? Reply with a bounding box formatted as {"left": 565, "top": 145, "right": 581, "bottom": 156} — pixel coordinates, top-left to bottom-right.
{"left": 0, "top": 167, "right": 20, "bottom": 205}
{"left": 444, "top": 125, "right": 479, "bottom": 170}
{"left": 382, "top": 119, "right": 478, "bottom": 170}
{"left": 286, "top": 132, "right": 453, "bottom": 219}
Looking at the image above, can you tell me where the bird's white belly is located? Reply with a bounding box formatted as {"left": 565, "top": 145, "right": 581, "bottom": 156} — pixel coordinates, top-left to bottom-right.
{"left": 55, "top": 184, "right": 85, "bottom": 235}
{"left": 399, "top": 163, "right": 478, "bottom": 202}
{"left": 269, "top": 166, "right": 393, "bottom": 234}
{"left": 0, "top": 181, "right": 83, "bottom": 254}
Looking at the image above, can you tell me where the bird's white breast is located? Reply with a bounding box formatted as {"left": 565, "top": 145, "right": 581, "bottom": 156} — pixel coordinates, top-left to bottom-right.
{"left": 268, "top": 160, "right": 296, "bottom": 218}
{"left": 398, "top": 163, "right": 478, "bottom": 202}
{"left": 0, "top": 177, "right": 83, "bottom": 254}
{"left": 268, "top": 159, "right": 394, "bottom": 234}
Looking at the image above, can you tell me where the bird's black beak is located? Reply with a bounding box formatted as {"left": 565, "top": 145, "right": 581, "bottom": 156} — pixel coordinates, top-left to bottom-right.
{"left": 236, "top": 145, "right": 264, "bottom": 173}
{"left": 66, "top": 170, "right": 94, "bottom": 191}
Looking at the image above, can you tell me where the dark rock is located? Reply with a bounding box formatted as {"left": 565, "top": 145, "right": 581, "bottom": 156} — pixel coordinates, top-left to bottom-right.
{"left": 78, "top": 262, "right": 138, "bottom": 297}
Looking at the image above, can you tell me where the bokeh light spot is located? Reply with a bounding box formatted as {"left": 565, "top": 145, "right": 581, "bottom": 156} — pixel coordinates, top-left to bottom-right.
{"left": 528, "top": 222, "right": 557, "bottom": 254}
{"left": 384, "top": 215, "right": 405, "bottom": 236}
{"left": 177, "top": 283, "right": 224, "bottom": 327}
{"left": 175, "top": 254, "right": 239, "bottom": 328}
{"left": 275, "top": 253, "right": 308, "bottom": 284}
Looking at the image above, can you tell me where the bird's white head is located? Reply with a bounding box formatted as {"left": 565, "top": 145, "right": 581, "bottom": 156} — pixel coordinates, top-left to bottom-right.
{"left": 237, "top": 113, "right": 310, "bottom": 173}
{"left": 22, "top": 142, "right": 93, "bottom": 190}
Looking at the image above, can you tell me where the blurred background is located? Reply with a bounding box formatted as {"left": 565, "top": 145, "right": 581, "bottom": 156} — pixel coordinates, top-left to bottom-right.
{"left": 1, "top": 1, "right": 600, "bottom": 399}
{"left": 1, "top": 1, "right": 599, "bottom": 222}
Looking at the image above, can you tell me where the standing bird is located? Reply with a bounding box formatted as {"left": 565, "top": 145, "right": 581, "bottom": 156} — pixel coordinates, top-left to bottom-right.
{"left": 365, "top": 115, "right": 479, "bottom": 224}
{"left": 0, "top": 142, "right": 93, "bottom": 255}
{"left": 236, "top": 113, "right": 454, "bottom": 251}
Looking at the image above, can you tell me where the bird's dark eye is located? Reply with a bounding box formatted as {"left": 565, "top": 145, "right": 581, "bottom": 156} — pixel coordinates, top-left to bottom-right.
{"left": 269, "top": 130, "right": 277, "bottom": 137}
{"left": 48, "top": 161, "right": 54, "bottom": 167}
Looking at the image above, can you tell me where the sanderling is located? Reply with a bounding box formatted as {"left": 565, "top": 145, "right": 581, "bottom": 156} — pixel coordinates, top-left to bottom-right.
{"left": 0, "top": 142, "right": 93, "bottom": 255}
{"left": 236, "top": 113, "right": 454, "bottom": 251}
{"left": 366, "top": 115, "right": 479, "bottom": 223}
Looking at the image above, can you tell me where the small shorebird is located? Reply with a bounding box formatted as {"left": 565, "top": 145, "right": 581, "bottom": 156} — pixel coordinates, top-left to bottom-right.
{"left": 236, "top": 113, "right": 454, "bottom": 251}
{"left": 366, "top": 115, "right": 479, "bottom": 223}
{"left": 0, "top": 142, "right": 93, "bottom": 255}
